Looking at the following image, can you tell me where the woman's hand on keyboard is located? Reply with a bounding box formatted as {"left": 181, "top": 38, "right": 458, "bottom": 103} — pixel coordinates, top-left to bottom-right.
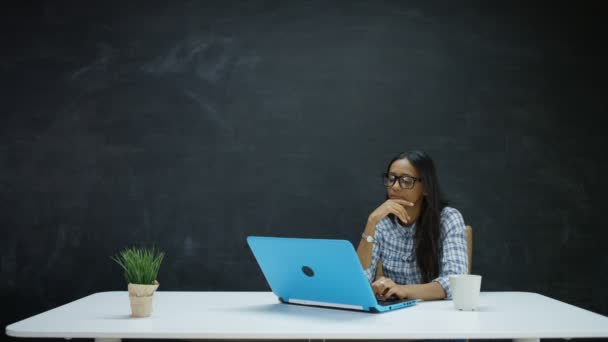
{"left": 372, "top": 277, "right": 410, "bottom": 300}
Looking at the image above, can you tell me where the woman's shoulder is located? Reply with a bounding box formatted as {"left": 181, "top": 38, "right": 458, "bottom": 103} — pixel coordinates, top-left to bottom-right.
{"left": 440, "top": 206, "right": 466, "bottom": 231}
{"left": 440, "top": 206, "right": 462, "bottom": 218}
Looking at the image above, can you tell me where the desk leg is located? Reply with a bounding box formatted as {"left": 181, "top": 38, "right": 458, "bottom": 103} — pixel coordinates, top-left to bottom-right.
{"left": 94, "top": 338, "right": 121, "bottom": 342}
{"left": 514, "top": 339, "right": 540, "bottom": 342}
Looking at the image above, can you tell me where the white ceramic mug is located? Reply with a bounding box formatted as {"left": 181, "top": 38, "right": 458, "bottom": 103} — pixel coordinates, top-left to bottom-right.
{"left": 449, "top": 274, "right": 482, "bottom": 311}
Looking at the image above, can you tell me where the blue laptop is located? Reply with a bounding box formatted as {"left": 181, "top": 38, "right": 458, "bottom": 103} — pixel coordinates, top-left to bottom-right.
{"left": 247, "top": 236, "right": 419, "bottom": 313}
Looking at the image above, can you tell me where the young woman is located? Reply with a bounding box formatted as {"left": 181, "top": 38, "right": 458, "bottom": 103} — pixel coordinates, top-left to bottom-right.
{"left": 357, "top": 150, "right": 468, "bottom": 301}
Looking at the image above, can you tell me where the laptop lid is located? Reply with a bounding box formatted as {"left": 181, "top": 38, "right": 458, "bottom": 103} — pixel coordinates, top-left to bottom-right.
{"left": 247, "top": 236, "right": 417, "bottom": 312}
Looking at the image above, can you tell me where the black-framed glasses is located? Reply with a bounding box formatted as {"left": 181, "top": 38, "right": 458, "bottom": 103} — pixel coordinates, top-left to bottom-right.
{"left": 382, "top": 172, "right": 422, "bottom": 189}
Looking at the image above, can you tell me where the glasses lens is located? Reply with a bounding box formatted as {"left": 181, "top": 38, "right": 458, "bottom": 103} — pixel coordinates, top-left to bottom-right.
{"left": 399, "top": 176, "right": 415, "bottom": 189}
{"left": 382, "top": 173, "right": 396, "bottom": 187}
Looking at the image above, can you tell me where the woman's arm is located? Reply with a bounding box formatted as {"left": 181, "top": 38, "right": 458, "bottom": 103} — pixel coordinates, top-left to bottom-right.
{"left": 373, "top": 277, "right": 446, "bottom": 300}
{"left": 400, "top": 282, "right": 446, "bottom": 300}
{"left": 432, "top": 207, "right": 469, "bottom": 299}
{"left": 357, "top": 217, "right": 382, "bottom": 283}
{"left": 357, "top": 199, "right": 413, "bottom": 282}
{"left": 356, "top": 218, "right": 379, "bottom": 269}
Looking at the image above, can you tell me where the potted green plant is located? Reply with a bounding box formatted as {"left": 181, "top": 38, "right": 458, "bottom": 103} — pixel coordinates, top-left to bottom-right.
{"left": 111, "top": 247, "right": 165, "bottom": 317}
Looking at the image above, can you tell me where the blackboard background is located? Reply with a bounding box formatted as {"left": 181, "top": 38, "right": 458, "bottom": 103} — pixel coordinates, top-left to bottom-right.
{"left": 1, "top": 1, "right": 607, "bottom": 341}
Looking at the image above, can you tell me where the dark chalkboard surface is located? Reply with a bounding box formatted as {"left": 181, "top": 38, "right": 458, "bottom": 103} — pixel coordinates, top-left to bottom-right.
{"left": 2, "top": 1, "right": 607, "bottom": 342}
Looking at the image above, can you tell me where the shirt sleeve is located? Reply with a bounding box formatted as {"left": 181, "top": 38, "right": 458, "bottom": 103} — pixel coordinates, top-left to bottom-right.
{"left": 362, "top": 218, "right": 387, "bottom": 283}
{"left": 432, "top": 207, "right": 469, "bottom": 299}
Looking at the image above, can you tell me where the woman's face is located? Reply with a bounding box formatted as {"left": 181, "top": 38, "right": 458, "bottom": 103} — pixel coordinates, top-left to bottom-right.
{"left": 387, "top": 158, "right": 425, "bottom": 205}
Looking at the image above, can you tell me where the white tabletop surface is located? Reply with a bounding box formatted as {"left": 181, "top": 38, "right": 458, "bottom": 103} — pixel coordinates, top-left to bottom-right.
{"left": 6, "top": 291, "right": 608, "bottom": 340}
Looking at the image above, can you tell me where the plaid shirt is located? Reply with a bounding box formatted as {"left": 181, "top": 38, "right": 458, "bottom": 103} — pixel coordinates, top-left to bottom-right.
{"left": 363, "top": 206, "right": 469, "bottom": 299}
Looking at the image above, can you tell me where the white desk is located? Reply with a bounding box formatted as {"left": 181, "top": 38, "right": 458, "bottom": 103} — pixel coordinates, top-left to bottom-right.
{"left": 6, "top": 291, "right": 608, "bottom": 342}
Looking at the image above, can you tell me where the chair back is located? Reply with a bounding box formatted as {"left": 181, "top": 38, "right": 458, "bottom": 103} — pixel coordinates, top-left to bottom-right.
{"left": 465, "top": 225, "right": 472, "bottom": 274}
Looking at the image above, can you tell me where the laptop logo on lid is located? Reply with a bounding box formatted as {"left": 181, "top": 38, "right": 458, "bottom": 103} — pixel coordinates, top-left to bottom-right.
{"left": 301, "top": 266, "right": 314, "bottom": 277}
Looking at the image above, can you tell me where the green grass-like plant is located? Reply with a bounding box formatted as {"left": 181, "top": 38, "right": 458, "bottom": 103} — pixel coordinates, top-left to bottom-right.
{"left": 111, "top": 247, "right": 165, "bottom": 285}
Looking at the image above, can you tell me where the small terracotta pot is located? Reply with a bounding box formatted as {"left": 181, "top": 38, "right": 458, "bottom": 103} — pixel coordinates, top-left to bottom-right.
{"left": 127, "top": 280, "right": 159, "bottom": 317}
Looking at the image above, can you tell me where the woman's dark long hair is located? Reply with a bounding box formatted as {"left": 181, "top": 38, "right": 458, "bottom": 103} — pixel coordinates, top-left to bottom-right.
{"left": 386, "top": 150, "right": 448, "bottom": 283}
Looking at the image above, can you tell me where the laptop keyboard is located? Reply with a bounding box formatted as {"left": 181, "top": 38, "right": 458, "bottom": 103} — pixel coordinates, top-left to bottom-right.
{"left": 377, "top": 296, "right": 408, "bottom": 306}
